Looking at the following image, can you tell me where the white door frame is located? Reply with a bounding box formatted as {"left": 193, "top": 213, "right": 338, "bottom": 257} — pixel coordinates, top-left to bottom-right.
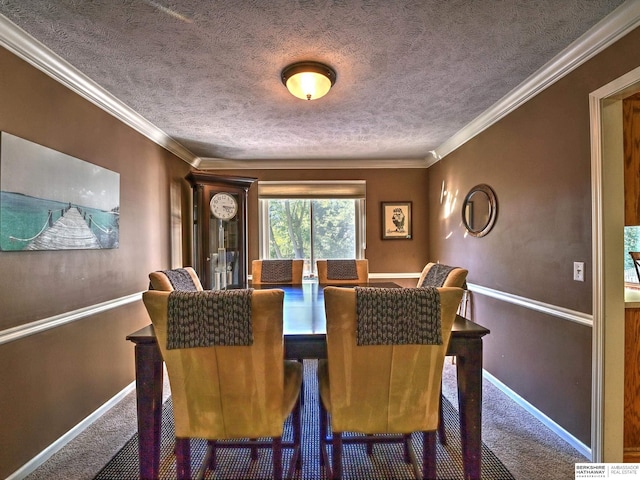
{"left": 590, "top": 65, "right": 640, "bottom": 462}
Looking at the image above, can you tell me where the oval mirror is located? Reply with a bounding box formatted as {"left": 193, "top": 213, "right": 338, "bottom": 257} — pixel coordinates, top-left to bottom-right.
{"left": 461, "top": 184, "right": 498, "bottom": 237}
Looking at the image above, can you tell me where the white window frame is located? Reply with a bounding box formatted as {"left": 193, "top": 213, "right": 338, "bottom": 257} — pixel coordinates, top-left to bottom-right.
{"left": 258, "top": 180, "right": 366, "bottom": 261}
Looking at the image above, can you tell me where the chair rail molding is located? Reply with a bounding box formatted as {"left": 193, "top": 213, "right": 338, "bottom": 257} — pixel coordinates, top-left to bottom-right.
{"left": 467, "top": 283, "right": 593, "bottom": 327}
{"left": 0, "top": 292, "right": 143, "bottom": 346}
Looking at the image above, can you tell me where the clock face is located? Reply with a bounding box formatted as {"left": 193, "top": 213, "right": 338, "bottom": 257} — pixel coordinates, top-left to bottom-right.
{"left": 210, "top": 192, "right": 238, "bottom": 220}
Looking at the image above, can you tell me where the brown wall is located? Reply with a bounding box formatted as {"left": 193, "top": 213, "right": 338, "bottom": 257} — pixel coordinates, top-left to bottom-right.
{"left": 3, "top": 20, "right": 639, "bottom": 475}
{"left": 427, "top": 26, "right": 640, "bottom": 446}
{"left": 208, "top": 168, "right": 430, "bottom": 278}
{"left": 0, "top": 47, "right": 191, "bottom": 477}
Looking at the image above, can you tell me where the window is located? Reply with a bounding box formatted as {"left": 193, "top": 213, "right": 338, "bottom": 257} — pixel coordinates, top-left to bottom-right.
{"left": 625, "top": 226, "right": 640, "bottom": 284}
{"left": 258, "top": 181, "right": 366, "bottom": 279}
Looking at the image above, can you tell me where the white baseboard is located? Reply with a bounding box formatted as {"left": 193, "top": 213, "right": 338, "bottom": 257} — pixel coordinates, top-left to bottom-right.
{"left": 7, "top": 381, "right": 136, "bottom": 480}
{"left": 483, "top": 369, "right": 592, "bottom": 460}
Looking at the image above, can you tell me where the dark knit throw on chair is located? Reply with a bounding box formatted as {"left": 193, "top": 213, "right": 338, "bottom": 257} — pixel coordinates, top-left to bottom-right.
{"left": 355, "top": 286, "right": 442, "bottom": 346}
{"left": 260, "top": 259, "right": 293, "bottom": 283}
{"left": 158, "top": 268, "right": 198, "bottom": 291}
{"left": 166, "top": 290, "right": 253, "bottom": 349}
{"left": 327, "top": 259, "right": 359, "bottom": 280}
{"left": 421, "top": 264, "right": 466, "bottom": 288}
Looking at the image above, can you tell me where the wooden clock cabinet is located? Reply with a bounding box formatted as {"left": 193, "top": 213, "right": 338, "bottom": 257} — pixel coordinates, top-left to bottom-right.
{"left": 186, "top": 172, "right": 257, "bottom": 290}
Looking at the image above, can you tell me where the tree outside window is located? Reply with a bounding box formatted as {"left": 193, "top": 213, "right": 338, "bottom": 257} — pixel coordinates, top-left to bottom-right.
{"left": 263, "top": 198, "right": 357, "bottom": 277}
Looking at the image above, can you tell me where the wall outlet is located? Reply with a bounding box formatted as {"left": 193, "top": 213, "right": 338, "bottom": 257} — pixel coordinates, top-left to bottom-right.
{"left": 574, "top": 262, "right": 585, "bottom": 282}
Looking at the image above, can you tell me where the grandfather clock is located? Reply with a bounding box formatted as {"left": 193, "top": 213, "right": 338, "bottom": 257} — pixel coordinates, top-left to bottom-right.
{"left": 186, "top": 172, "right": 257, "bottom": 289}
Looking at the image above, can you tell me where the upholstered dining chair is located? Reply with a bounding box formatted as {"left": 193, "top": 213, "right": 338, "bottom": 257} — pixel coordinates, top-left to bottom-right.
{"left": 316, "top": 259, "right": 369, "bottom": 284}
{"left": 417, "top": 262, "right": 468, "bottom": 445}
{"left": 319, "top": 286, "right": 463, "bottom": 479}
{"left": 142, "top": 288, "right": 303, "bottom": 480}
{"left": 148, "top": 266, "right": 203, "bottom": 291}
{"left": 417, "top": 262, "right": 468, "bottom": 290}
{"left": 251, "top": 259, "right": 304, "bottom": 284}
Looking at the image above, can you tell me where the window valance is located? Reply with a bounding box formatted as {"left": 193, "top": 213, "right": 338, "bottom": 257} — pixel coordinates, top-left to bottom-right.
{"left": 258, "top": 180, "right": 366, "bottom": 199}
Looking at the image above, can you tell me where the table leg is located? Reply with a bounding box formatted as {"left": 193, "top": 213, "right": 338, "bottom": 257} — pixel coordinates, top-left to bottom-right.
{"left": 135, "top": 342, "right": 164, "bottom": 480}
{"left": 456, "top": 337, "right": 483, "bottom": 480}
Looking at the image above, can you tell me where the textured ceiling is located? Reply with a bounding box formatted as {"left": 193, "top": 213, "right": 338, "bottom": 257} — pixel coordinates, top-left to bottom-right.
{"left": 0, "top": 0, "right": 628, "bottom": 165}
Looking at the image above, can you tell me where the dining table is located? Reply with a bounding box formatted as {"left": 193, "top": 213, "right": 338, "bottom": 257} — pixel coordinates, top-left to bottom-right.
{"left": 127, "top": 282, "right": 490, "bottom": 480}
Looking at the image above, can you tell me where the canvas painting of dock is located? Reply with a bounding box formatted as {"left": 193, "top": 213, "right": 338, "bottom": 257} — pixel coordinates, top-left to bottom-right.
{"left": 0, "top": 132, "right": 119, "bottom": 251}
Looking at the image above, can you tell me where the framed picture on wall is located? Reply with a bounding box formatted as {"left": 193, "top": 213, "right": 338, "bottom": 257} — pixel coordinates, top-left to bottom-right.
{"left": 0, "top": 131, "right": 120, "bottom": 251}
{"left": 381, "top": 202, "right": 412, "bottom": 239}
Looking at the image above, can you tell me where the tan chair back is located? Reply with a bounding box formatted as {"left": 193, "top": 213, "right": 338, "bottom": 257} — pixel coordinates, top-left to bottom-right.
{"left": 251, "top": 259, "right": 304, "bottom": 285}
{"left": 416, "top": 262, "right": 467, "bottom": 288}
{"left": 316, "top": 259, "right": 369, "bottom": 284}
{"left": 321, "top": 286, "right": 463, "bottom": 434}
{"left": 148, "top": 267, "right": 203, "bottom": 291}
{"left": 142, "top": 288, "right": 294, "bottom": 439}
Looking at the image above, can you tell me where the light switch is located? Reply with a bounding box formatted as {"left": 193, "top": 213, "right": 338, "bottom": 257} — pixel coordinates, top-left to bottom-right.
{"left": 573, "top": 262, "right": 585, "bottom": 282}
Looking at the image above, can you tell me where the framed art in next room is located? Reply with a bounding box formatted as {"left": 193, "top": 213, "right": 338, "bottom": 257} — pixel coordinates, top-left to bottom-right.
{"left": 381, "top": 201, "right": 412, "bottom": 239}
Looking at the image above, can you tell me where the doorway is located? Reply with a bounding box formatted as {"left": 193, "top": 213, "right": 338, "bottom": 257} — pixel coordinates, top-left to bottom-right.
{"left": 590, "top": 65, "right": 640, "bottom": 462}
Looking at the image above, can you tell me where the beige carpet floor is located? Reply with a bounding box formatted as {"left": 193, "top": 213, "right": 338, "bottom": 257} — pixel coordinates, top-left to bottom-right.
{"left": 24, "top": 360, "right": 587, "bottom": 480}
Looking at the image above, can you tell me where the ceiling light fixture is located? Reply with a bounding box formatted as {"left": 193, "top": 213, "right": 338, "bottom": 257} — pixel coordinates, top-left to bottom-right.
{"left": 281, "top": 61, "right": 336, "bottom": 101}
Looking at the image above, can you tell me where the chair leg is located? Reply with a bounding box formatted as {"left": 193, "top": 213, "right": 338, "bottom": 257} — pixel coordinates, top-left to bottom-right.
{"left": 366, "top": 436, "right": 373, "bottom": 455}
{"left": 319, "top": 395, "right": 327, "bottom": 467}
{"left": 198, "top": 443, "right": 214, "bottom": 480}
{"left": 293, "top": 392, "right": 303, "bottom": 469}
{"left": 422, "top": 431, "right": 437, "bottom": 480}
{"left": 403, "top": 434, "right": 412, "bottom": 463}
{"left": 332, "top": 432, "right": 343, "bottom": 480}
{"left": 438, "top": 392, "right": 448, "bottom": 445}
{"left": 250, "top": 439, "right": 259, "bottom": 460}
{"left": 298, "top": 358, "right": 305, "bottom": 405}
{"left": 175, "top": 438, "right": 191, "bottom": 480}
{"left": 273, "top": 436, "right": 283, "bottom": 480}
{"left": 207, "top": 440, "right": 217, "bottom": 469}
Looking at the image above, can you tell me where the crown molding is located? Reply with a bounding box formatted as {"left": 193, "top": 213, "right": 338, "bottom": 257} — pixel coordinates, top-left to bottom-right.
{"left": 0, "top": 14, "right": 201, "bottom": 168}
{"left": 2, "top": 3, "right": 638, "bottom": 171}
{"left": 429, "top": 0, "right": 640, "bottom": 164}
{"left": 198, "top": 157, "right": 428, "bottom": 170}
